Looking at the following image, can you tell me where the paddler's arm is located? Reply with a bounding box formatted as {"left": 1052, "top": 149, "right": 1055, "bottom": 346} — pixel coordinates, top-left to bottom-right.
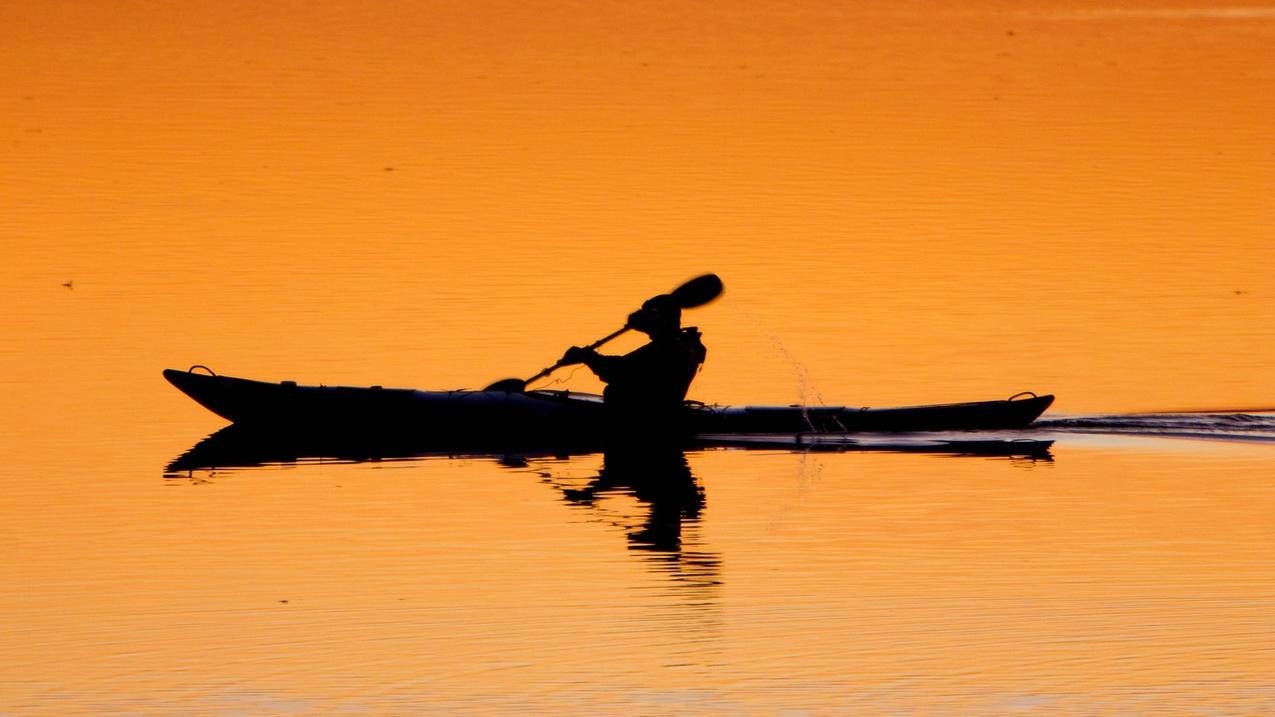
{"left": 560, "top": 346, "right": 629, "bottom": 383}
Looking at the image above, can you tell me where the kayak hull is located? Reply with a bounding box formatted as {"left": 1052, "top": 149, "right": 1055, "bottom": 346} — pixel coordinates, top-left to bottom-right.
{"left": 163, "top": 368, "right": 1054, "bottom": 437}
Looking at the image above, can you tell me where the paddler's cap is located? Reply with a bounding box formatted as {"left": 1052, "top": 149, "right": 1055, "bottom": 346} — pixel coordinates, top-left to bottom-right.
{"left": 628, "top": 294, "right": 680, "bottom": 330}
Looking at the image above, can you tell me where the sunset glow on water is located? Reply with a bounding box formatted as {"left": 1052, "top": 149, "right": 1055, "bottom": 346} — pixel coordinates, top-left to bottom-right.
{"left": 3, "top": 1, "right": 1274, "bottom": 714}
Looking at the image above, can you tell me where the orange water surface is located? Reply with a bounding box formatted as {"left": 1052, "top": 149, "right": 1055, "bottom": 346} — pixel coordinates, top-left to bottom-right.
{"left": 2, "top": 1, "right": 1274, "bottom": 714}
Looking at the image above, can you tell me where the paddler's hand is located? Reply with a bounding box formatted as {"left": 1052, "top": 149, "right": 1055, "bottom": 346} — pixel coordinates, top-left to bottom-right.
{"left": 560, "top": 346, "right": 593, "bottom": 365}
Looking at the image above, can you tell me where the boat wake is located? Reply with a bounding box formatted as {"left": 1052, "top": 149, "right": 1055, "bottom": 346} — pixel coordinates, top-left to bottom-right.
{"left": 1034, "top": 412, "right": 1275, "bottom": 443}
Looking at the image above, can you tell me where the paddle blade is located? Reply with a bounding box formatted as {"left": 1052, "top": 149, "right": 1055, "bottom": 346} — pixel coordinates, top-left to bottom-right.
{"left": 484, "top": 378, "right": 526, "bottom": 392}
{"left": 669, "top": 273, "right": 723, "bottom": 309}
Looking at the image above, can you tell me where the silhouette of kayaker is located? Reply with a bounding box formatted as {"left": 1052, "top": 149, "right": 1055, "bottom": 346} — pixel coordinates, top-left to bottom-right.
{"left": 559, "top": 293, "right": 706, "bottom": 428}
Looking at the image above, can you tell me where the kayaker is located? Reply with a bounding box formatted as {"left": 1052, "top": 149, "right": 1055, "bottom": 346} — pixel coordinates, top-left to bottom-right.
{"left": 559, "top": 294, "right": 707, "bottom": 427}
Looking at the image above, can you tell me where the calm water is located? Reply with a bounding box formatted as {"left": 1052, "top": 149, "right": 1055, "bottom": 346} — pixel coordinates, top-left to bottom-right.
{"left": 3, "top": 1, "right": 1275, "bottom": 714}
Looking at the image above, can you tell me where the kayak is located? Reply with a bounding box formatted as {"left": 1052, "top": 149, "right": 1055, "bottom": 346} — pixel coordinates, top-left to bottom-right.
{"left": 163, "top": 367, "right": 1054, "bottom": 437}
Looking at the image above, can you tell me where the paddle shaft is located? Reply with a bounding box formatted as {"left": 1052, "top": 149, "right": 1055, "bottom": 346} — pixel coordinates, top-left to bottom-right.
{"left": 522, "top": 326, "right": 629, "bottom": 386}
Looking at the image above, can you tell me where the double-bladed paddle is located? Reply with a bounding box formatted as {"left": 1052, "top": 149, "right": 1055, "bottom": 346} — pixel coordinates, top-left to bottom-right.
{"left": 484, "top": 273, "right": 723, "bottom": 392}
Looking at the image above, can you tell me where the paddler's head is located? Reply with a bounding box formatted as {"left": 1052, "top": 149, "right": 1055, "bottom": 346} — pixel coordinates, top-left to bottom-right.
{"left": 627, "top": 294, "right": 681, "bottom": 337}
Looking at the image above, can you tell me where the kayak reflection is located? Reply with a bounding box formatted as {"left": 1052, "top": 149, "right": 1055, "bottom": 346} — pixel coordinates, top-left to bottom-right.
{"left": 165, "top": 428, "right": 1050, "bottom": 591}
{"left": 166, "top": 425, "right": 1053, "bottom": 475}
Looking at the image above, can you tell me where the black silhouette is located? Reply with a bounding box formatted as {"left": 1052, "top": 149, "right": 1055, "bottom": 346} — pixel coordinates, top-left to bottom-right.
{"left": 559, "top": 293, "right": 707, "bottom": 434}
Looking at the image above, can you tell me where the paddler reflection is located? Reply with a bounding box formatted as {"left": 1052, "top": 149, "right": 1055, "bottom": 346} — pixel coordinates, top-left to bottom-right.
{"left": 560, "top": 448, "right": 703, "bottom": 550}
{"left": 553, "top": 448, "right": 720, "bottom": 584}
